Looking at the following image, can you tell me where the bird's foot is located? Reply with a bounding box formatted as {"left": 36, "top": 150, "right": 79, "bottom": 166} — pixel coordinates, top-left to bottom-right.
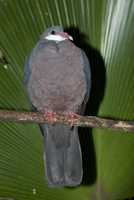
{"left": 64, "top": 111, "right": 82, "bottom": 127}
{"left": 44, "top": 111, "right": 59, "bottom": 124}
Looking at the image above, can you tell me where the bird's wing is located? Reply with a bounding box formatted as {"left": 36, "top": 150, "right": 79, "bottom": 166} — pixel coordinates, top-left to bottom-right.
{"left": 24, "top": 52, "right": 37, "bottom": 112}
{"left": 77, "top": 48, "right": 91, "bottom": 115}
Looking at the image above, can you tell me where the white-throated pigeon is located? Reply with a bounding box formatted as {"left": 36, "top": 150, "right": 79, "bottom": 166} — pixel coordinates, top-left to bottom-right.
{"left": 24, "top": 26, "right": 91, "bottom": 189}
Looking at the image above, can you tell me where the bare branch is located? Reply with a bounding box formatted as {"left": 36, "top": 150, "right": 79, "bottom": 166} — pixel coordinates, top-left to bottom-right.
{"left": 0, "top": 109, "right": 134, "bottom": 132}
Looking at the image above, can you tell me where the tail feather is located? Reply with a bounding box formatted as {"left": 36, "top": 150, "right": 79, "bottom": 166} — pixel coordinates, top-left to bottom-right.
{"left": 39, "top": 124, "right": 83, "bottom": 189}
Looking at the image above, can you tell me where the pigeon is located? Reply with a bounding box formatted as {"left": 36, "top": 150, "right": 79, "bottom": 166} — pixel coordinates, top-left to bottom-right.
{"left": 24, "top": 26, "right": 91, "bottom": 189}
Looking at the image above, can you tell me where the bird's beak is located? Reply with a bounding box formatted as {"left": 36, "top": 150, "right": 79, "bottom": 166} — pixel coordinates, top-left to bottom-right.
{"left": 59, "top": 31, "right": 73, "bottom": 41}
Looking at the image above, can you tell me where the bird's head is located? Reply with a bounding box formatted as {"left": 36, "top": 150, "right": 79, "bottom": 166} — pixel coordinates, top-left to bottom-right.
{"left": 40, "top": 26, "right": 73, "bottom": 43}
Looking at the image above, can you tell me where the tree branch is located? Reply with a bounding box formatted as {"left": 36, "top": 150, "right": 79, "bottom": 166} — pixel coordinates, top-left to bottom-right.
{"left": 0, "top": 109, "right": 134, "bottom": 132}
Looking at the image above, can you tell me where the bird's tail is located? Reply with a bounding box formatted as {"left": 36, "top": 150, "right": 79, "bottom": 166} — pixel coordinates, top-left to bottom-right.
{"left": 39, "top": 124, "right": 83, "bottom": 189}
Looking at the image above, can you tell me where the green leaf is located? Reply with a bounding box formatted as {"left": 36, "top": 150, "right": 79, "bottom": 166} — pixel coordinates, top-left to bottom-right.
{"left": 0, "top": 0, "right": 134, "bottom": 199}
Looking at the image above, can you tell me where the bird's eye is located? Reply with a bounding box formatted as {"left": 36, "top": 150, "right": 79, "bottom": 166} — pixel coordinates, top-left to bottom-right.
{"left": 51, "top": 31, "right": 55, "bottom": 35}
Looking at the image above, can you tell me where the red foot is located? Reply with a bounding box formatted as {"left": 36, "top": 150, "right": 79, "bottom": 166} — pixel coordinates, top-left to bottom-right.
{"left": 45, "top": 111, "right": 59, "bottom": 124}
{"left": 64, "top": 111, "right": 82, "bottom": 127}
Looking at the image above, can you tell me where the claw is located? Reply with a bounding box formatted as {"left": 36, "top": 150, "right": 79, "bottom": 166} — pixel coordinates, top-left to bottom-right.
{"left": 45, "top": 111, "right": 59, "bottom": 124}
{"left": 64, "top": 111, "right": 82, "bottom": 127}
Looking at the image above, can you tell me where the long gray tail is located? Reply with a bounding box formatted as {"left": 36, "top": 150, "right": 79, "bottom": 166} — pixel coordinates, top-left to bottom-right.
{"left": 39, "top": 124, "right": 83, "bottom": 189}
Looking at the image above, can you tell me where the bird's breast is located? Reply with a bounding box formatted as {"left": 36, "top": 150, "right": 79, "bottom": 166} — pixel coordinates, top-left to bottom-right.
{"left": 28, "top": 41, "right": 87, "bottom": 114}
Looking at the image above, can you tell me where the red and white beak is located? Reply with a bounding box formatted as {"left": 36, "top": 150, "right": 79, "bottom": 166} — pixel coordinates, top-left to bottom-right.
{"left": 59, "top": 31, "right": 73, "bottom": 41}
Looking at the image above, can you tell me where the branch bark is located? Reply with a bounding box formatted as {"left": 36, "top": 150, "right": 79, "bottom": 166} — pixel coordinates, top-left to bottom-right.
{"left": 0, "top": 109, "right": 134, "bottom": 132}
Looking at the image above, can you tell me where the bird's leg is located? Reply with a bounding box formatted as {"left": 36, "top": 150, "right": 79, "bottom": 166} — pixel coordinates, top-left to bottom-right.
{"left": 64, "top": 111, "right": 82, "bottom": 127}
{"left": 45, "top": 111, "right": 59, "bottom": 124}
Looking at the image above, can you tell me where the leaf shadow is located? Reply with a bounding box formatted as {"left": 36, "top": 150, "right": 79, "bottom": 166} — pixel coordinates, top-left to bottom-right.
{"left": 65, "top": 27, "right": 106, "bottom": 186}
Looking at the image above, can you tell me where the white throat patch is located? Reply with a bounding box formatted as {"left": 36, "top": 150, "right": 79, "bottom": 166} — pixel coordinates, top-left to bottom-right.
{"left": 45, "top": 35, "right": 68, "bottom": 43}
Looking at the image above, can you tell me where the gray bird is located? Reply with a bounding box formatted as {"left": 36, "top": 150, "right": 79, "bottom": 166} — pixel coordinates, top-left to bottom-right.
{"left": 24, "top": 26, "right": 91, "bottom": 189}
